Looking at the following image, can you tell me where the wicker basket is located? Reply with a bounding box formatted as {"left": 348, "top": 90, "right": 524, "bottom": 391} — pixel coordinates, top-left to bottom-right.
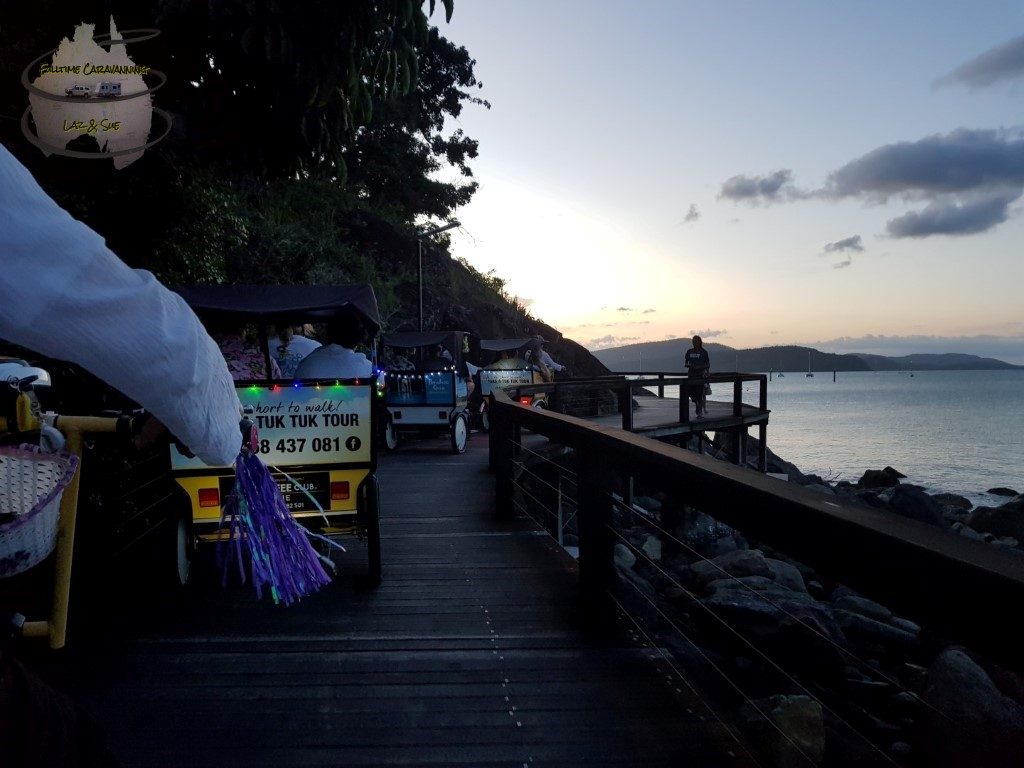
{"left": 0, "top": 445, "right": 79, "bottom": 577}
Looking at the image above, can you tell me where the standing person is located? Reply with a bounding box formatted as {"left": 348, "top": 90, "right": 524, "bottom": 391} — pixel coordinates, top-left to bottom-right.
{"left": 684, "top": 335, "right": 710, "bottom": 417}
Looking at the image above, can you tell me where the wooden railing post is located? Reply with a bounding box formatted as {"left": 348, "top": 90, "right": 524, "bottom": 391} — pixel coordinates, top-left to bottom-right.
{"left": 733, "top": 377, "right": 742, "bottom": 417}
{"left": 577, "top": 444, "right": 615, "bottom": 621}
{"left": 679, "top": 380, "right": 690, "bottom": 424}
{"left": 758, "top": 376, "right": 768, "bottom": 472}
{"left": 493, "top": 398, "right": 516, "bottom": 520}
{"left": 618, "top": 383, "right": 634, "bottom": 431}
{"left": 657, "top": 374, "right": 665, "bottom": 399}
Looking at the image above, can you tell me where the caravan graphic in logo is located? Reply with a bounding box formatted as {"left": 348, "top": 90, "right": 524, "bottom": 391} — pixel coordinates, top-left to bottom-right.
{"left": 21, "top": 17, "right": 171, "bottom": 169}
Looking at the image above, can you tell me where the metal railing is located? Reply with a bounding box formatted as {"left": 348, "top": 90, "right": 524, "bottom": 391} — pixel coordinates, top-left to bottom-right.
{"left": 488, "top": 384, "right": 1024, "bottom": 764}
{"left": 488, "top": 384, "right": 1024, "bottom": 667}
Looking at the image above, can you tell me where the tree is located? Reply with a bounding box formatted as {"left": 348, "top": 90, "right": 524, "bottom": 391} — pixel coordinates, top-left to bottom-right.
{"left": 345, "top": 26, "right": 489, "bottom": 221}
{"left": 152, "top": 0, "right": 455, "bottom": 179}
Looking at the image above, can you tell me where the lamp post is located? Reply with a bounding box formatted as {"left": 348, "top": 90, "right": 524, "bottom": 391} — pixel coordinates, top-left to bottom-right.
{"left": 417, "top": 220, "right": 460, "bottom": 331}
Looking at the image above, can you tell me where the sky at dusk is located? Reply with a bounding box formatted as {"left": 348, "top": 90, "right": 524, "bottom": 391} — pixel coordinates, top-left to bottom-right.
{"left": 440, "top": 1, "right": 1024, "bottom": 363}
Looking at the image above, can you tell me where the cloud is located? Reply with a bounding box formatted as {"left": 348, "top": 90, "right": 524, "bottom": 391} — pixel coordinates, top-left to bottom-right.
{"left": 664, "top": 334, "right": 679, "bottom": 340}
{"left": 812, "top": 333, "right": 1024, "bottom": 365}
{"left": 588, "top": 334, "right": 639, "bottom": 350}
{"left": 833, "top": 256, "right": 853, "bottom": 269}
{"left": 722, "top": 129, "right": 1024, "bottom": 238}
{"left": 823, "top": 129, "right": 1024, "bottom": 202}
{"left": 719, "top": 169, "right": 802, "bottom": 204}
{"left": 936, "top": 33, "right": 1024, "bottom": 89}
{"left": 617, "top": 306, "right": 632, "bottom": 312}
{"left": 823, "top": 235, "right": 864, "bottom": 254}
{"left": 884, "top": 189, "right": 1018, "bottom": 237}
{"left": 682, "top": 204, "right": 700, "bottom": 223}
{"left": 806, "top": 128, "right": 1024, "bottom": 238}
{"left": 642, "top": 308, "right": 656, "bottom": 314}
{"left": 688, "top": 328, "right": 728, "bottom": 338}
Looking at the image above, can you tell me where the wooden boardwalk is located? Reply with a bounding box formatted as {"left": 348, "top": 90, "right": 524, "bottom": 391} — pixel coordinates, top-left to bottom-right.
{"left": 32, "top": 433, "right": 747, "bottom": 767}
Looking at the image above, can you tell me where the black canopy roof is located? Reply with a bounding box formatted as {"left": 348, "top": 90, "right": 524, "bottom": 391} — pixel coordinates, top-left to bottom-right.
{"left": 479, "top": 338, "right": 534, "bottom": 352}
{"left": 381, "top": 331, "right": 466, "bottom": 349}
{"left": 174, "top": 284, "right": 381, "bottom": 333}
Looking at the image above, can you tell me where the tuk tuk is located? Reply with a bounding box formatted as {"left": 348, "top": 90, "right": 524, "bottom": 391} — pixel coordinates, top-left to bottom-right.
{"left": 380, "top": 331, "right": 471, "bottom": 454}
{"left": 170, "top": 284, "right": 383, "bottom": 586}
{"left": 475, "top": 338, "right": 548, "bottom": 431}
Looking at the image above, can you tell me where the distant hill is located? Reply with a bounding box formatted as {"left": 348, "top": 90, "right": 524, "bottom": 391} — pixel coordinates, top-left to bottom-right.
{"left": 592, "top": 339, "right": 1022, "bottom": 372}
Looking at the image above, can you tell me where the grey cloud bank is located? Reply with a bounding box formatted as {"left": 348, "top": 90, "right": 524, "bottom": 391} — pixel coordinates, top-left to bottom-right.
{"left": 823, "top": 235, "right": 863, "bottom": 253}
{"left": 721, "top": 128, "right": 1024, "bottom": 238}
{"left": 936, "top": 33, "right": 1024, "bottom": 89}
{"left": 885, "top": 190, "right": 1018, "bottom": 238}
{"left": 589, "top": 334, "right": 639, "bottom": 349}
{"left": 824, "top": 129, "right": 1024, "bottom": 201}
{"left": 719, "top": 169, "right": 799, "bottom": 204}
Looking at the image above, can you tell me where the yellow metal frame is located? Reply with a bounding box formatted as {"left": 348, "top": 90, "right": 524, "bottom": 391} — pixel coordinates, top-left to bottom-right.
{"left": 1, "top": 397, "right": 121, "bottom": 649}
{"left": 175, "top": 467, "right": 367, "bottom": 524}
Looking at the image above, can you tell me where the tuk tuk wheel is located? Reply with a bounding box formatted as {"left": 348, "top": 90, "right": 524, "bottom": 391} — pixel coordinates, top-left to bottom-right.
{"left": 362, "top": 475, "right": 382, "bottom": 587}
{"left": 383, "top": 417, "right": 400, "bottom": 452}
{"left": 175, "top": 511, "right": 194, "bottom": 586}
{"left": 479, "top": 409, "right": 490, "bottom": 433}
{"left": 450, "top": 412, "right": 469, "bottom": 454}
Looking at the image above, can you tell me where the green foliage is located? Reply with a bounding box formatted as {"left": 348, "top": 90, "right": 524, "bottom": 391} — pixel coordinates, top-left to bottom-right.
{"left": 152, "top": 0, "right": 459, "bottom": 179}
{"left": 346, "top": 29, "right": 489, "bottom": 220}
{"left": 149, "top": 170, "right": 249, "bottom": 284}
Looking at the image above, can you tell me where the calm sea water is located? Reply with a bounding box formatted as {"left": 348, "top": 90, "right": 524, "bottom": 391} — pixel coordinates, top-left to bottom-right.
{"left": 654, "top": 370, "right": 1024, "bottom": 504}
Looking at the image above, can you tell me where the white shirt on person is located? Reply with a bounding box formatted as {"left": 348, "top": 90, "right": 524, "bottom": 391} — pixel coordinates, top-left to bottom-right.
{"left": 294, "top": 344, "right": 374, "bottom": 379}
{"left": 268, "top": 334, "right": 321, "bottom": 378}
{"left": 0, "top": 144, "right": 241, "bottom": 466}
{"left": 538, "top": 349, "right": 565, "bottom": 372}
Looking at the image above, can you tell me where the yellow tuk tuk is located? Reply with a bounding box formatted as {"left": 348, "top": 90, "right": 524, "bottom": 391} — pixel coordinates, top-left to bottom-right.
{"left": 170, "top": 285, "right": 383, "bottom": 586}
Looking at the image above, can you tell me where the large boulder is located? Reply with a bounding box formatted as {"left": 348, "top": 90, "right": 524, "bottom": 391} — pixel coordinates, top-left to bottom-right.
{"left": 836, "top": 610, "right": 918, "bottom": 651}
{"left": 932, "top": 493, "right": 973, "bottom": 511}
{"left": 832, "top": 594, "right": 892, "bottom": 623}
{"left": 613, "top": 543, "right": 636, "bottom": 570}
{"left": 987, "top": 487, "right": 1020, "bottom": 497}
{"left": 701, "top": 586, "right": 848, "bottom": 676}
{"left": 765, "top": 558, "right": 808, "bottom": 592}
{"left": 888, "top": 485, "right": 946, "bottom": 528}
{"left": 738, "top": 695, "right": 826, "bottom": 768}
{"left": 688, "top": 549, "right": 773, "bottom": 586}
{"left": 915, "top": 649, "right": 1024, "bottom": 767}
{"left": 676, "top": 510, "right": 736, "bottom": 551}
{"left": 969, "top": 497, "right": 1024, "bottom": 541}
{"left": 857, "top": 466, "right": 906, "bottom": 490}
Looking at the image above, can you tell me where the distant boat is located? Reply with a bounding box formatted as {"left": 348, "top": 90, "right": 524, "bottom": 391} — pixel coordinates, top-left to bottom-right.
{"left": 806, "top": 350, "right": 814, "bottom": 377}
{"left": 778, "top": 372, "right": 785, "bottom": 378}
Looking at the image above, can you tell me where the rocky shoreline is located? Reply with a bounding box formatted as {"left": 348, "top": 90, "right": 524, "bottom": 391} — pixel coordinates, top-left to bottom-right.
{"left": 546, "top": 434, "right": 1024, "bottom": 767}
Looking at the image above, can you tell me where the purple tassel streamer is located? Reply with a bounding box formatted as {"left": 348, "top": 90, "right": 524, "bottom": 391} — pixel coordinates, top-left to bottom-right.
{"left": 219, "top": 452, "right": 332, "bottom": 605}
